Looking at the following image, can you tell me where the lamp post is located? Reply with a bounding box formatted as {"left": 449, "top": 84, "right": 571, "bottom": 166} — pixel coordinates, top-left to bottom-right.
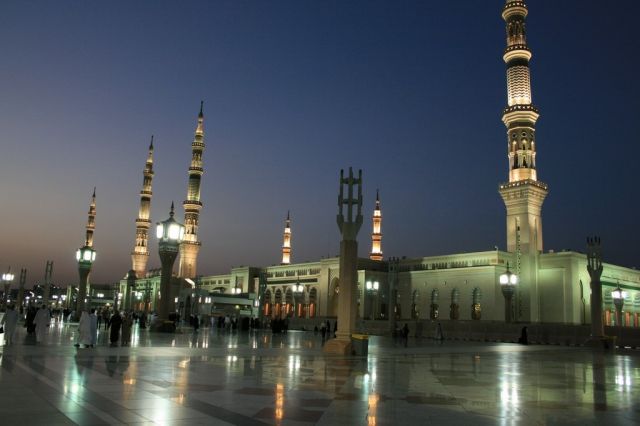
{"left": 366, "top": 280, "right": 379, "bottom": 320}
{"left": 2, "top": 267, "right": 15, "bottom": 305}
{"left": 153, "top": 202, "right": 184, "bottom": 332}
{"left": 75, "top": 245, "right": 96, "bottom": 318}
{"left": 293, "top": 282, "right": 304, "bottom": 318}
{"left": 499, "top": 262, "right": 518, "bottom": 323}
{"left": 611, "top": 283, "right": 626, "bottom": 327}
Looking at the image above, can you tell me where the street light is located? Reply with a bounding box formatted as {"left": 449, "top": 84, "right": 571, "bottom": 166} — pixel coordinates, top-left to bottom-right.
{"left": 2, "top": 268, "right": 15, "bottom": 305}
{"left": 611, "top": 283, "right": 627, "bottom": 327}
{"left": 76, "top": 245, "right": 96, "bottom": 318}
{"left": 153, "top": 202, "right": 184, "bottom": 332}
{"left": 499, "top": 262, "right": 518, "bottom": 323}
{"left": 365, "top": 280, "right": 379, "bottom": 319}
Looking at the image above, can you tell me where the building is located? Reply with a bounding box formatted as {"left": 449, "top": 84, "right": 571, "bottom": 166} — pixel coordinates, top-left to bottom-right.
{"left": 120, "top": 1, "right": 640, "bottom": 328}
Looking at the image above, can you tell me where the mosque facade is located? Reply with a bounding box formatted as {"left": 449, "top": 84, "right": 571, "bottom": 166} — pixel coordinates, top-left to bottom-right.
{"left": 120, "top": 1, "right": 640, "bottom": 328}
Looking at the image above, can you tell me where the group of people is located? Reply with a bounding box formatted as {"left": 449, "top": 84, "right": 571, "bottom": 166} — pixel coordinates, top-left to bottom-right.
{"left": 76, "top": 309, "right": 136, "bottom": 348}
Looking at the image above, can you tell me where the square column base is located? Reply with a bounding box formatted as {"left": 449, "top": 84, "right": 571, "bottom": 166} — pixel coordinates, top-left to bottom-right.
{"left": 584, "top": 336, "right": 616, "bottom": 351}
{"left": 323, "top": 338, "right": 353, "bottom": 355}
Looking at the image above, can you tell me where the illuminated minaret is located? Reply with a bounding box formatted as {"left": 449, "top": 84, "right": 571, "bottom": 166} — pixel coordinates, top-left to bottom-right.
{"left": 178, "top": 102, "right": 205, "bottom": 278}
{"left": 131, "top": 136, "right": 155, "bottom": 278}
{"left": 369, "top": 189, "right": 383, "bottom": 261}
{"left": 281, "top": 211, "right": 291, "bottom": 265}
{"left": 498, "top": 0, "right": 548, "bottom": 322}
{"left": 86, "top": 187, "right": 96, "bottom": 247}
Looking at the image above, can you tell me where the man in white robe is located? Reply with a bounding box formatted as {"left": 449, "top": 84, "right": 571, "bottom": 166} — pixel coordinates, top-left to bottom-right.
{"left": 33, "top": 304, "right": 51, "bottom": 343}
{"left": 77, "top": 311, "right": 92, "bottom": 347}
{"left": 1, "top": 304, "right": 19, "bottom": 345}
{"left": 89, "top": 309, "right": 98, "bottom": 347}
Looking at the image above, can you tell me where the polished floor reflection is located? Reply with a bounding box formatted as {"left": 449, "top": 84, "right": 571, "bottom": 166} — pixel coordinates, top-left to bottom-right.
{"left": 0, "top": 323, "right": 638, "bottom": 425}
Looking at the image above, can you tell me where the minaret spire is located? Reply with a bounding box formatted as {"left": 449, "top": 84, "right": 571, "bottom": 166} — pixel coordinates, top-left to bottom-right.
{"left": 85, "top": 188, "right": 96, "bottom": 247}
{"left": 281, "top": 211, "right": 291, "bottom": 265}
{"left": 370, "top": 189, "right": 383, "bottom": 261}
{"left": 178, "top": 102, "right": 206, "bottom": 278}
{"left": 498, "top": 1, "right": 548, "bottom": 322}
{"left": 131, "top": 136, "right": 155, "bottom": 278}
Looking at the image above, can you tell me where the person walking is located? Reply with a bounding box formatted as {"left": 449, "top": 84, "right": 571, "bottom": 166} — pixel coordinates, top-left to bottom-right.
{"left": 402, "top": 323, "right": 410, "bottom": 347}
{"left": 1, "top": 304, "right": 19, "bottom": 345}
{"left": 34, "top": 304, "right": 51, "bottom": 344}
{"left": 25, "top": 305, "right": 36, "bottom": 335}
{"left": 89, "top": 309, "right": 98, "bottom": 347}
{"left": 109, "top": 311, "right": 123, "bottom": 346}
{"left": 120, "top": 312, "right": 133, "bottom": 346}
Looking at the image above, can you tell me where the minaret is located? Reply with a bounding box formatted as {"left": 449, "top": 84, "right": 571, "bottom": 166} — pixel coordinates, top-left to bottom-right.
{"left": 131, "top": 136, "right": 155, "bottom": 279}
{"left": 281, "top": 211, "right": 291, "bottom": 265}
{"left": 370, "top": 189, "right": 383, "bottom": 261}
{"left": 178, "top": 102, "right": 205, "bottom": 278}
{"left": 86, "top": 187, "right": 96, "bottom": 247}
{"left": 498, "top": 0, "right": 548, "bottom": 322}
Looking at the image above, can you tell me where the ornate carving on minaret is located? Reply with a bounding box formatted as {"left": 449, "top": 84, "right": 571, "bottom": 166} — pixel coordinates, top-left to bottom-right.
{"left": 281, "top": 211, "right": 291, "bottom": 265}
{"left": 86, "top": 187, "right": 96, "bottom": 247}
{"left": 131, "top": 136, "right": 155, "bottom": 278}
{"left": 178, "top": 102, "right": 205, "bottom": 278}
{"left": 370, "top": 189, "right": 383, "bottom": 261}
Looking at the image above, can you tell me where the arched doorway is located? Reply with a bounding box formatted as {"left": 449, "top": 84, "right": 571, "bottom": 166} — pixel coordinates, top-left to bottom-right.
{"left": 450, "top": 288, "right": 460, "bottom": 320}
{"left": 411, "top": 290, "right": 420, "bottom": 319}
{"left": 274, "top": 289, "right": 283, "bottom": 318}
{"left": 308, "top": 288, "right": 317, "bottom": 318}
{"left": 430, "top": 289, "right": 439, "bottom": 320}
{"left": 471, "top": 287, "right": 482, "bottom": 320}
{"left": 285, "top": 287, "right": 294, "bottom": 318}
{"left": 263, "top": 289, "right": 272, "bottom": 317}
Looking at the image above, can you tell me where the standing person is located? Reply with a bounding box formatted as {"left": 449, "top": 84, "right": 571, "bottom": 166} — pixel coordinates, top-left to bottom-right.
{"left": 1, "top": 304, "right": 19, "bottom": 345}
{"left": 192, "top": 314, "right": 199, "bottom": 332}
{"left": 435, "top": 322, "right": 444, "bottom": 342}
{"left": 102, "top": 309, "right": 110, "bottom": 330}
{"left": 34, "top": 304, "right": 51, "bottom": 344}
{"left": 120, "top": 312, "right": 133, "bottom": 346}
{"left": 25, "top": 305, "right": 36, "bottom": 335}
{"left": 89, "top": 309, "right": 98, "bottom": 347}
{"left": 109, "top": 311, "right": 123, "bottom": 346}
{"left": 76, "top": 311, "right": 92, "bottom": 348}
{"left": 320, "top": 321, "right": 327, "bottom": 340}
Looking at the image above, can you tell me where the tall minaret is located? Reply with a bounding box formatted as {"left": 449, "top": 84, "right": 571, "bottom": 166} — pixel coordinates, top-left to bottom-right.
{"left": 178, "top": 102, "right": 205, "bottom": 278}
{"left": 498, "top": 0, "right": 548, "bottom": 322}
{"left": 281, "top": 211, "right": 291, "bottom": 265}
{"left": 370, "top": 189, "right": 383, "bottom": 261}
{"left": 131, "top": 136, "right": 155, "bottom": 278}
{"left": 86, "top": 187, "right": 96, "bottom": 247}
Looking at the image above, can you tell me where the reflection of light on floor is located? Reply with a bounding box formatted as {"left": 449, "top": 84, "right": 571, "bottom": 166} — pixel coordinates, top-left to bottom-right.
{"left": 367, "top": 393, "right": 379, "bottom": 426}
{"left": 498, "top": 354, "right": 520, "bottom": 420}
{"left": 275, "top": 383, "right": 284, "bottom": 424}
{"left": 123, "top": 378, "right": 136, "bottom": 385}
{"left": 227, "top": 355, "right": 238, "bottom": 363}
{"left": 288, "top": 355, "right": 300, "bottom": 373}
{"left": 178, "top": 359, "right": 190, "bottom": 368}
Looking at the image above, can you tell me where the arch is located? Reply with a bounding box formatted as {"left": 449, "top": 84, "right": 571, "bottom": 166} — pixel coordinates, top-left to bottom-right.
{"left": 308, "top": 287, "right": 317, "bottom": 318}
{"left": 263, "top": 289, "right": 272, "bottom": 317}
{"left": 471, "top": 287, "right": 482, "bottom": 320}
{"left": 450, "top": 288, "right": 460, "bottom": 320}
{"left": 274, "top": 288, "right": 283, "bottom": 319}
{"left": 285, "top": 287, "right": 294, "bottom": 318}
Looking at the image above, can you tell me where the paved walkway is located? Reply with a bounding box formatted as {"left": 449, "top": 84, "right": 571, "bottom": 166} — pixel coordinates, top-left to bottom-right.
{"left": 0, "top": 322, "right": 638, "bottom": 425}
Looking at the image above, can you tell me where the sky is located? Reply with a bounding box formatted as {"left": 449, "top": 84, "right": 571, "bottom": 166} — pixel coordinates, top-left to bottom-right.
{"left": 1, "top": 1, "right": 639, "bottom": 287}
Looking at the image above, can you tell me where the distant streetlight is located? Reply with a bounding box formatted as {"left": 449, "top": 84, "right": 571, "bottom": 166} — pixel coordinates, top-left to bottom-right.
{"left": 499, "top": 262, "right": 518, "bottom": 323}
{"left": 2, "top": 268, "right": 15, "bottom": 304}
{"left": 611, "top": 283, "right": 626, "bottom": 327}
{"left": 153, "top": 202, "right": 184, "bottom": 332}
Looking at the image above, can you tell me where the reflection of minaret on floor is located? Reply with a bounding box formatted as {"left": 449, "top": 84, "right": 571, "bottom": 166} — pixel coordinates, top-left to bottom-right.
{"left": 370, "top": 190, "right": 383, "bottom": 261}
{"left": 131, "top": 136, "right": 155, "bottom": 279}
{"left": 282, "top": 211, "right": 291, "bottom": 265}
{"left": 179, "top": 102, "right": 206, "bottom": 279}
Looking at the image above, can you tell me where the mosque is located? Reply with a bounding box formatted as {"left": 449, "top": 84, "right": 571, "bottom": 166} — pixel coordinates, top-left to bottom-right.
{"left": 118, "top": 1, "right": 640, "bottom": 328}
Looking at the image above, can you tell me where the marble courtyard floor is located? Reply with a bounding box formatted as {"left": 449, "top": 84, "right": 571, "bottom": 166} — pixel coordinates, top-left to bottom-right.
{"left": 0, "top": 323, "right": 638, "bottom": 425}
